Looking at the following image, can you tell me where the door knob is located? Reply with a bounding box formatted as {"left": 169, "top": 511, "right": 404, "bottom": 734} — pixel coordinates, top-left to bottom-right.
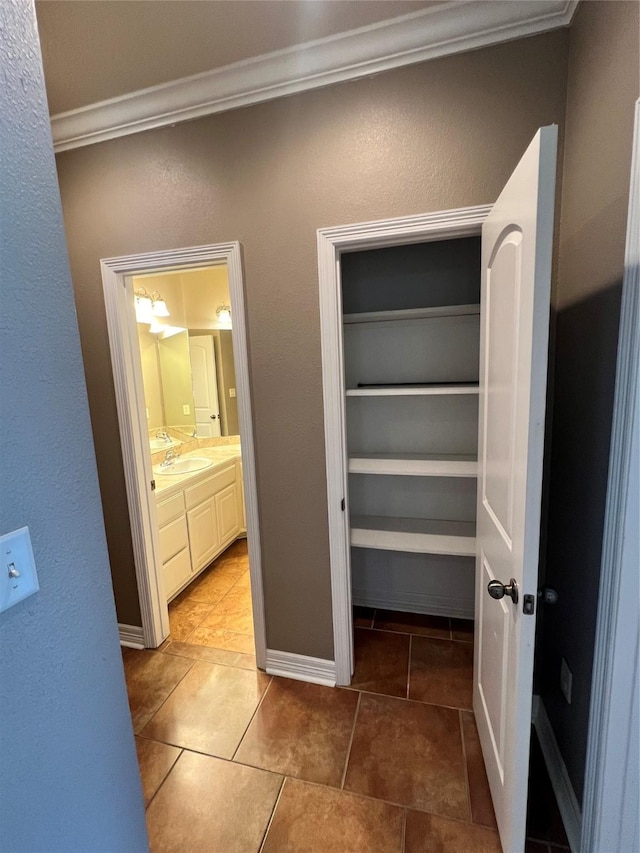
{"left": 487, "top": 578, "right": 519, "bottom": 604}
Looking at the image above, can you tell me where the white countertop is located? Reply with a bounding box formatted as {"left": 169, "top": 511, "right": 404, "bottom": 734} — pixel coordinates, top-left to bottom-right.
{"left": 154, "top": 445, "right": 242, "bottom": 498}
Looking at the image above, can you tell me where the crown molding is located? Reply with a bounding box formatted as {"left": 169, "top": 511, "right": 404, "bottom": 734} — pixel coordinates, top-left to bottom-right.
{"left": 51, "top": 0, "right": 578, "bottom": 153}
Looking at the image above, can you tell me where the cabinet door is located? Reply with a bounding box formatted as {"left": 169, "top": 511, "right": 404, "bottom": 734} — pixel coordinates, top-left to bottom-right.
{"left": 187, "top": 496, "right": 220, "bottom": 572}
{"left": 215, "top": 483, "right": 240, "bottom": 547}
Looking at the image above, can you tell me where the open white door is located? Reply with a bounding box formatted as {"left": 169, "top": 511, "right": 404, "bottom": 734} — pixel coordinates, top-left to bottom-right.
{"left": 475, "top": 126, "right": 558, "bottom": 853}
{"left": 189, "top": 335, "right": 222, "bottom": 437}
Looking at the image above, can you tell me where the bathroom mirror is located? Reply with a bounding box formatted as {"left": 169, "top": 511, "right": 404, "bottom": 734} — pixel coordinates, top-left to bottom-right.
{"left": 134, "top": 265, "right": 240, "bottom": 449}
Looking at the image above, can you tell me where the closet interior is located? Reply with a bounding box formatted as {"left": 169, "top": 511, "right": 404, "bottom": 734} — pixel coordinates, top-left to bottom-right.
{"left": 341, "top": 236, "right": 481, "bottom": 620}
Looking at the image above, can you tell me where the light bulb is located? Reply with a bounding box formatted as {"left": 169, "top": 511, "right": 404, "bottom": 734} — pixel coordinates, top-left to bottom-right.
{"left": 135, "top": 294, "right": 154, "bottom": 324}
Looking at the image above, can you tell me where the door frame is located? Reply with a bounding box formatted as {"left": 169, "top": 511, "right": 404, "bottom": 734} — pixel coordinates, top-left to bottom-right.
{"left": 317, "top": 204, "right": 492, "bottom": 685}
{"left": 581, "top": 97, "right": 640, "bottom": 853}
{"left": 100, "top": 242, "right": 267, "bottom": 670}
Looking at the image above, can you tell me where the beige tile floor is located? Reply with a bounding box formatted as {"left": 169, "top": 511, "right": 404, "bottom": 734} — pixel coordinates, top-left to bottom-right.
{"left": 122, "top": 543, "right": 570, "bottom": 853}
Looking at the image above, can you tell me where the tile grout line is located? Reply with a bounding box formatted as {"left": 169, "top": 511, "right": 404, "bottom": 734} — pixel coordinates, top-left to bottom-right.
{"left": 159, "top": 643, "right": 255, "bottom": 671}
{"left": 231, "top": 674, "right": 274, "bottom": 762}
{"left": 143, "top": 747, "right": 184, "bottom": 812}
{"left": 340, "top": 691, "right": 362, "bottom": 791}
{"left": 355, "top": 624, "right": 472, "bottom": 644}
{"left": 257, "top": 775, "right": 287, "bottom": 853}
{"left": 134, "top": 654, "right": 197, "bottom": 736}
{"left": 406, "top": 634, "right": 412, "bottom": 700}
{"left": 459, "top": 709, "right": 473, "bottom": 824}
{"left": 401, "top": 808, "right": 407, "bottom": 853}
{"left": 341, "top": 684, "right": 472, "bottom": 713}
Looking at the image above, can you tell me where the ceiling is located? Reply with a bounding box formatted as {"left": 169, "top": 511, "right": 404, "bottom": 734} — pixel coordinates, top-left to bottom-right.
{"left": 35, "top": 0, "right": 439, "bottom": 114}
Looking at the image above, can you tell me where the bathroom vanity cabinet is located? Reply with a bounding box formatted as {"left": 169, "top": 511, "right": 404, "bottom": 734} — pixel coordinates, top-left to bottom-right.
{"left": 342, "top": 237, "right": 481, "bottom": 619}
{"left": 156, "top": 456, "right": 245, "bottom": 600}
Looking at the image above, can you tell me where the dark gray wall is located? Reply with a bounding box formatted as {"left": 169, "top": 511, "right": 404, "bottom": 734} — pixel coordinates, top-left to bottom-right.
{"left": 54, "top": 30, "right": 570, "bottom": 658}
{"left": 0, "top": 2, "right": 148, "bottom": 849}
{"left": 542, "top": 0, "right": 639, "bottom": 803}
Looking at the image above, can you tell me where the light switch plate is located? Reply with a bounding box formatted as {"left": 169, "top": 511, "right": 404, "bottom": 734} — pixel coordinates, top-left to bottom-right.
{"left": 229, "top": 388, "right": 236, "bottom": 398}
{"left": 0, "top": 526, "right": 39, "bottom": 613}
{"left": 182, "top": 404, "right": 191, "bottom": 415}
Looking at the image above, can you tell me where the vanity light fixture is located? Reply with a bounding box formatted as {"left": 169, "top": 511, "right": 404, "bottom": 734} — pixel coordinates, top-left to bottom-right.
{"left": 135, "top": 287, "right": 171, "bottom": 323}
{"left": 216, "top": 303, "right": 232, "bottom": 325}
{"left": 151, "top": 292, "right": 170, "bottom": 317}
{"left": 135, "top": 289, "right": 154, "bottom": 324}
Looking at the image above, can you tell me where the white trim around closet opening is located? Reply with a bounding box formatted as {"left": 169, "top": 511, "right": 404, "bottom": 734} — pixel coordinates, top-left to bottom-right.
{"left": 317, "top": 205, "right": 492, "bottom": 685}
{"left": 100, "top": 243, "right": 266, "bottom": 670}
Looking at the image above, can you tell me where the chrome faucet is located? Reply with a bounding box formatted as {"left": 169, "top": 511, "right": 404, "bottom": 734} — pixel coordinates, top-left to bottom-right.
{"left": 159, "top": 448, "right": 179, "bottom": 469}
{"left": 155, "top": 431, "right": 172, "bottom": 444}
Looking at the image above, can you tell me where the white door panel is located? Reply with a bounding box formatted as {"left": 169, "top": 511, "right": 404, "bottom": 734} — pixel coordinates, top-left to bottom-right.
{"left": 189, "top": 335, "right": 221, "bottom": 438}
{"left": 475, "top": 126, "right": 557, "bottom": 853}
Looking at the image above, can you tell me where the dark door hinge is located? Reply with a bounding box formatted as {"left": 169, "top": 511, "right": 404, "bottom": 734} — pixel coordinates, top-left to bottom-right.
{"left": 341, "top": 498, "right": 345, "bottom": 511}
{"left": 150, "top": 479, "right": 156, "bottom": 492}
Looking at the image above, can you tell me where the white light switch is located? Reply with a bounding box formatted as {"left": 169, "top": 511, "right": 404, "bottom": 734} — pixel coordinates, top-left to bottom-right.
{"left": 182, "top": 404, "right": 191, "bottom": 415}
{"left": 229, "top": 388, "right": 236, "bottom": 398}
{"left": 0, "top": 526, "right": 39, "bottom": 613}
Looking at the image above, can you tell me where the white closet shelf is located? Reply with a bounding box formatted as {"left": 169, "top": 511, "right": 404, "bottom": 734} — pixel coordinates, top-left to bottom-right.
{"left": 350, "top": 515, "right": 476, "bottom": 557}
{"left": 343, "top": 304, "right": 481, "bottom": 324}
{"left": 348, "top": 453, "right": 478, "bottom": 478}
{"left": 346, "top": 384, "right": 479, "bottom": 397}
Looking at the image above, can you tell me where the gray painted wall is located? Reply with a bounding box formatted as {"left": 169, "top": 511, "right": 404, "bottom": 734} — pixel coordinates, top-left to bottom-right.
{"left": 53, "top": 30, "right": 570, "bottom": 656}
{"left": 542, "top": 0, "right": 639, "bottom": 803}
{"left": 0, "top": 2, "right": 148, "bottom": 849}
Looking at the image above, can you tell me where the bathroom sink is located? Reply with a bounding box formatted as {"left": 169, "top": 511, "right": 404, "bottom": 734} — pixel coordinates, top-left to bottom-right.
{"left": 154, "top": 457, "right": 213, "bottom": 476}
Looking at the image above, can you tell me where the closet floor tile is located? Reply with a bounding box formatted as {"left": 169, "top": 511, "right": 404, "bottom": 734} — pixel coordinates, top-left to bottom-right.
{"left": 374, "top": 609, "right": 451, "bottom": 639}
{"left": 461, "top": 710, "right": 497, "bottom": 828}
{"left": 409, "top": 636, "right": 473, "bottom": 709}
{"left": 235, "top": 677, "right": 359, "bottom": 787}
{"left": 350, "top": 627, "right": 409, "bottom": 698}
{"left": 404, "top": 810, "right": 502, "bottom": 853}
{"left": 344, "top": 693, "right": 468, "bottom": 818}
{"left": 451, "top": 618, "right": 475, "bottom": 642}
{"left": 261, "top": 778, "right": 403, "bottom": 853}
{"left": 145, "top": 750, "right": 282, "bottom": 853}
{"left": 353, "top": 606, "right": 375, "bottom": 627}
{"left": 141, "top": 660, "right": 270, "bottom": 758}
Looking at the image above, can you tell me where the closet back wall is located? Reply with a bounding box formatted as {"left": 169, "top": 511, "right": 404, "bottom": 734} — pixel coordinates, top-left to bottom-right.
{"left": 55, "top": 30, "right": 569, "bottom": 659}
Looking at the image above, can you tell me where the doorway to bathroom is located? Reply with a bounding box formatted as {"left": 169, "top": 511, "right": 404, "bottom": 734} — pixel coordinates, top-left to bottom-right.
{"left": 100, "top": 243, "right": 266, "bottom": 670}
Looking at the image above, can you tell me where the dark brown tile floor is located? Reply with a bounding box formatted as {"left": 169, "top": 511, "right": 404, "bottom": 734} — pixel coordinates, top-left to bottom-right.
{"left": 122, "top": 565, "right": 569, "bottom": 853}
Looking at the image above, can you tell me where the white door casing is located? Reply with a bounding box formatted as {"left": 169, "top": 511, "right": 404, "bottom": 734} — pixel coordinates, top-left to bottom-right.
{"left": 189, "top": 335, "right": 221, "bottom": 437}
{"left": 100, "top": 244, "right": 266, "bottom": 670}
{"left": 474, "top": 126, "right": 558, "bottom": 853}
{"left": 318, "top": 205, "right": 492, "bottom": 686}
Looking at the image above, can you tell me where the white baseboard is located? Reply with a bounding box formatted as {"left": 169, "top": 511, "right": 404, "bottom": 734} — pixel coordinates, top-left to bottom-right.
{"left": 265, "top": 650, "right": 336, "bottom": 687}
{"left": 119, "top": 623, "right": 145, "bottom": 649}
{"left": 352, "top": 589, "right": 474, "bottom": 620}
{"left": 532, "top": 695, "right": 582, "bottom": 853}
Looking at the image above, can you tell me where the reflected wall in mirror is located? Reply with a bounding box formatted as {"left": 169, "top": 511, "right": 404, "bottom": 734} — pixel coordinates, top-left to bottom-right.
{"left": 133, "top": 265, "right": 239, "bottom": 452}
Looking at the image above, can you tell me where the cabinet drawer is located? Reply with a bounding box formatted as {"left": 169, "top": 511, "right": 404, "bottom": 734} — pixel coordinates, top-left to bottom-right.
{"left": 162, "top": 547, "right": 192, "bottom": 600}
{"left": 156, "top": 491, "right": 186, "bottom": 527}
{"left": 159, "top": 515, "right": 189, "bottom": 564}
{"left": 184, "top": 463, "right": 236, "bottom": 510}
